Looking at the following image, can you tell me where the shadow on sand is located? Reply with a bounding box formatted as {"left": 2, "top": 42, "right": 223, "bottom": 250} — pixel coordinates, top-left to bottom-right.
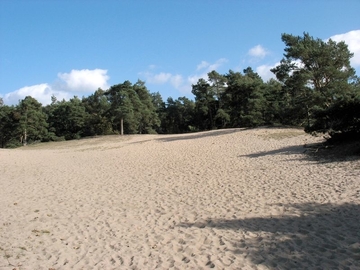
{"left": 156, "top": 128, "right": 243, "bottom": 143}
{"left": 178, "top": 202, "right": 360, "bottom": 269}
{"left": 239, "top": 145, "right": 306, "bottom": 159}
{"left": 239, "top": 141, "right": 360, "bottom": 163}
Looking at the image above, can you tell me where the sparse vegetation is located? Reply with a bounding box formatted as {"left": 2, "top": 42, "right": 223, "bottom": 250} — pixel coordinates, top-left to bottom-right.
{"left": 258, "top": 129, "right": 305, "bottom": 140}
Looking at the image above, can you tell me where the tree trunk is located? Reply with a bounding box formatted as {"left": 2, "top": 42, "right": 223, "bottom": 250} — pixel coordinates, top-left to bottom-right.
{"left": 23, "top": 128, "right": 27, "bottom": 146}
{"left": 120, "top": 118, "right": 124, "bottom": 135}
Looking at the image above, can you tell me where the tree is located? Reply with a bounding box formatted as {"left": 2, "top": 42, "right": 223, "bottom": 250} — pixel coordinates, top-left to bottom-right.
{"left": 105, "top": 81, "right": 134, "bottom": 135}
{"left": 48, "top": 97, "right": 88, "bottom": 140}
{"left": 151, "top": 92, "right": 167, "bottom": 134}
{"left": 261, "top": 79, "right": 281, "bottom": 124}
{"left": 0, "top": 104, "right": 19, "bottom": 148}
{"left": 224, "top": 69, "right": 265, "bottom": 127}
{"left": 306, "top": 76, "right": 360, "bottom": 141}
{"left": 208, "top": 71, "right": 229, "bottom": 128}
{"left": 208, "top": 70, "right": 227, "bottom": 107}
{"left": 192, "top": 78, "right": 216, "bottom": 130}
{"left": 133, "top": 80, "right": 160, "bottom": 134}
{"left": 271, "top": 32, "right": 356, "bottom": 127}
{"left": 105, "top": 80, "right": 160, "bottom": 134}
{"left": 82, "top": 88, "right": 112, "bottom": 136}
{"left": 163, "top": 97, "right": 195, "bottom": 133}
{"left": 307, "top": 96, "right": 360, "bottom": 142}
{"left": 16, "top": 96, "right": 48, "bottom": 145}
{"left": 241, "top": 67, "right": 266, "bottom": 126}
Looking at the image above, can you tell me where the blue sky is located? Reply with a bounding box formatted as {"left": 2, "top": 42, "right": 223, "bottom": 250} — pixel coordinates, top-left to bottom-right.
{"left": 1, "top": 0, "right": 359, "bottom": 105}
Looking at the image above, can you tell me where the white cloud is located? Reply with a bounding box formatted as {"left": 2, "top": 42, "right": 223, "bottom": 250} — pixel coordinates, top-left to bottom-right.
{"left": 57, "top": 69, "right": 109, "bottom": 91}
{"left": 140, "top": 71, "right": 185, "bottom": 92}
{"left": 3, "top": 69, "right": 110, "bottom": 105}
{"left": 187, "top": 74, "right": 202, "bottom": 86}
{"left": 197, "top": 61, "right": 210, "bottom": 71}
{"left": 209, "top": 58, "right": 228, "bottom": 71}
{"left": 256, "top": 63, "right": 278, "bottom": 82}
{"left": 142, "top": 71, "right": 184, "bottom": 86}
{"left": 147, "top": 72, "right": 173, "bottom": 84}
{"left": 182, "top": 59, "right": 228, "bottom": 93}
{"left": 170, "top": 75, "right": 184, "bottom": 88}
{"left": 196, "top": 58, "right": 228, "bottom": 72}
{"left": 3, "top": 83, "right": 71, "bottom": 105}
{"left": 329, "top": 30, "right": 360, "bottom": 67}
{"left": 248, "top": 45, "right": 269, "bottom": 59}
{"left": 139, "top": 58, "right": 228, "bottom": 95}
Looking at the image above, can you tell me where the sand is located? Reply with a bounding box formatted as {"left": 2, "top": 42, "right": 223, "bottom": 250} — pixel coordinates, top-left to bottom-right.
{"left": 0, "top": 128, "right": 359, "bottom": 270}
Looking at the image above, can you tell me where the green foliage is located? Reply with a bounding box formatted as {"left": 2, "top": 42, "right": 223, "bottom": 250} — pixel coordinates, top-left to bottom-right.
{"left": 82, "top": 88, "right": 112, "bottom": 136}
{"left": 105, "top": 81, "right": 134, "bottom": 133}
{"left": 162, "top": 97, "right": 196, "bottom": 133}
{"left": 271, "top": 32, "right": 355, "bottom": 128}
{"left": 223, "top": 68, "right": 265, "bottom": 127}
{"left": 133, "top": 80, "right": 161, "bottom": 134}
{"left": 306, "top": 96, "right": 360, "bottom": 142}
{"left": 16, "top": 96, "right": 49, "bottom": 145}
{"left": 215, "top": 108, "right": 230, "bottom": 127}
{"left": 262, "top": 79, "right": 284, "bottom": 125}
{"left": 151, "top": 92, "right": 167, "bottom": 134}
{"left": 192, "top": 78, "right": 216, "bottom": 130}
{"left": 105, "top": 80, "right": 160, "bottom": 134}
{"left": 0, "top": 104, "right": 18, "bottom": 148}
{"left": 47, "top": 97, "right": 88, "bottom": 140}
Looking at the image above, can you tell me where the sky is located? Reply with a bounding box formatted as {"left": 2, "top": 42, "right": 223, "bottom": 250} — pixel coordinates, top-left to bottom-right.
{"left": 1, "top": 0, "right": 360, "bottom": 105}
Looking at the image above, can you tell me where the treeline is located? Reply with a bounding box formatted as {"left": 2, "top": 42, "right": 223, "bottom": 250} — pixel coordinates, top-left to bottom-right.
{"left": 1, "top": 32, "right": 359, "bottom": 148}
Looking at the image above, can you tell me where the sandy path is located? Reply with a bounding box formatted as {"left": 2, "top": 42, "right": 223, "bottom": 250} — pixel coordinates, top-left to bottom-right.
{"left": 0, "top": 128, "right": 359, "bottom": 269}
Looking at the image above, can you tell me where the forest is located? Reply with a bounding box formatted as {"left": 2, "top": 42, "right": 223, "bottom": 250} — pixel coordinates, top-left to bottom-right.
{"left": 1, "top": 33, "right": 359, "bottom": 148}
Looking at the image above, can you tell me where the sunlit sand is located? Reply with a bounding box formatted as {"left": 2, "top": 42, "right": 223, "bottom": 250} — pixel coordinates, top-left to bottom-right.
{"left": 1, "top": 128, "right": 359, "bottom": 269}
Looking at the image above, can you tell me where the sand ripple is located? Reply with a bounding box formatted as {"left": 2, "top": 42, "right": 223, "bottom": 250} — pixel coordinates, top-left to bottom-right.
{"left": 0, "top": 128, "right": 359, "bottom": 269}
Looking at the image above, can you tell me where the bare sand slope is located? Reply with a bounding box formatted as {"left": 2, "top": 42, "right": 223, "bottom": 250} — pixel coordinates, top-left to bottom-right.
{"left": 0, "top": 128, "right": 359, "bottom": 269}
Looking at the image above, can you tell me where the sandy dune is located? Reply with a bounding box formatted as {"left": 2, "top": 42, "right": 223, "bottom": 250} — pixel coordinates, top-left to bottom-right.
{"left": 0, "top": 128, "right": 359, "bottom": 269}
